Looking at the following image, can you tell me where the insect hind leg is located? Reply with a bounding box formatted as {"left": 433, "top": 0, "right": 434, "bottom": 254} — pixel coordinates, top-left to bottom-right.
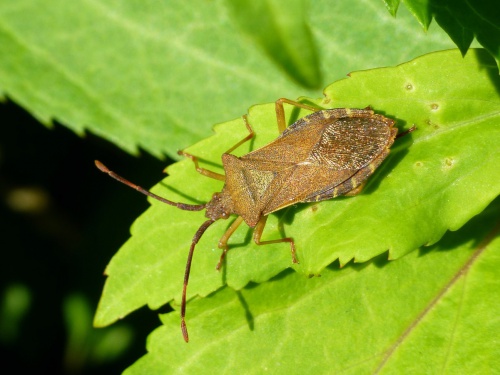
{"left": 253, "top": 215, "right": 298, "bottom": 264}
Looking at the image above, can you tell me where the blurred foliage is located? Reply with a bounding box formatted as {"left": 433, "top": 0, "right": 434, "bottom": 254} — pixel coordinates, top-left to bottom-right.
{"left": 0, "top": 100, "right": 164, "bottom": 374}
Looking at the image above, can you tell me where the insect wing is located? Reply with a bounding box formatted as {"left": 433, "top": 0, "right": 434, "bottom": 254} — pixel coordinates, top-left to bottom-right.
{"left": 240, "top": 109, "right": 395, "bottom": 214}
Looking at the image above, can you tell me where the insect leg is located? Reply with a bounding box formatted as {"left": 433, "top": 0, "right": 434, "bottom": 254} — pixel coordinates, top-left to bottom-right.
{"left": 178, "top": 150, "right": 226, "bottom": 181}
{"left": 275, "top": 98, "right": 321, "bottom": 133}
{"left": 253, "top": 215, "right": 298, "bottom": 264}
{"left": 223, "top": 115, "right": 255, "bottom": 154}
{"left": 216, "top": 216, "right": 245, "bottom": 270}
{"left": 181, "top": 218, "right": 217, "bottom": 343}
{"left": 343, "top": 182, "right": 366, "bottom": 197}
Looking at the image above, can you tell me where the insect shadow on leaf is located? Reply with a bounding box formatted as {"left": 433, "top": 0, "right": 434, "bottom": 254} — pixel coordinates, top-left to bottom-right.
{"left": 95, "top": 97, "right": 414, "bottom": 342}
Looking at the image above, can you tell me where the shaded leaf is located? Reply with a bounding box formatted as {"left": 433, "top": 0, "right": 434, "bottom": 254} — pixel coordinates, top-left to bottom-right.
{"left": 432, "top": 0, "right": 500, "bottom": 68}
{"left": 125, "top": 198, "right": 500, "bottom": 374}
{"left": 94, "top": 49, "right": 500, "bottom": 329}
{"left": 431, "top": 3, "right": 474, "bottom": 55}
{"left": 399, "top": 0, "right": 500, "bottom": 68}
{"left": 226, "top": 0, "right": 321, "bottom": 88}
{"left": 402, "top": 0, "right": 432, "bottom": 30}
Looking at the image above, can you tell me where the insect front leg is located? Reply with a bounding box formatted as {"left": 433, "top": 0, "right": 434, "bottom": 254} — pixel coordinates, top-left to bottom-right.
{"left": 177, "top": 150, "right": 226, "bottom": 181}
{"left": 216, "top": 216, "right": 245, "bottom": 270}
{"left": 223, "top": 115, "right": 255, "bottom": 154}
{"left": 253, "top": 215, "right": 298, "bottom": 264}
{"left": 182, "top": 115, "right": 255, "bottom": 179}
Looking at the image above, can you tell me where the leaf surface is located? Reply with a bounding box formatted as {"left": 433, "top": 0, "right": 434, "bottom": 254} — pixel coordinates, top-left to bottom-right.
{"left": 94, "top": 49, "right": 500, "bottom": 328}
{"left": 125, "top": 198, "right": 500, "bottom": 374}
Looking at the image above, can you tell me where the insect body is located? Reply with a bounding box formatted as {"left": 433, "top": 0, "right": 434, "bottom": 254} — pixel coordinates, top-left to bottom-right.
{"left": 96, "top": 98, "right": 402, "bottom": 342}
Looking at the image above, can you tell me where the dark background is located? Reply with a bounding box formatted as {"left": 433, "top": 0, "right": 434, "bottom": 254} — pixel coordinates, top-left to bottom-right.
{"left": 0, "top": 99, "right": 172, "bottom": 374}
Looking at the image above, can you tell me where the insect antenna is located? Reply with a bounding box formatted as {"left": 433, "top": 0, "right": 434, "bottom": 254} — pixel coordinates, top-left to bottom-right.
{"left": 94, "top": 160, "right": 206, "bottom": 211}
{"left": 96, "top": 160, "right": 215, "bottom": 342}
{"left": 181, "top": 218, "right": 217, "bottom": 342}
{"left": 396, "top": 125, "right": 416, "bottom": 139}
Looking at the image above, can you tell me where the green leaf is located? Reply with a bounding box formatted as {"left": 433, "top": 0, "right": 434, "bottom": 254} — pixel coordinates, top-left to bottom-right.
{"left": 94, "top": 49, "right": 500, "bottom": 329}
{"left": 382, "top": 0, "right": 400, "bottom": 17}
{"left": 225, "top": 0, "right": 321, "bottom": 88}
{"left": 398, "top": 0, "right": 500, "bottom": 68}
{"left": 431, "top": 3, "right": 474, "bottom": 55}
{"left": 0, "top": 0, "right": 456, "bottom": 158}
{"left": 125, "top": 198, "right": 500, "bottom": 374}
{"left": 402, "top": 0, "right": 432, "bottom": 30}
{"left": 310, "top": 1, "right": 457, "bottom": 84}
{"left": 317, "top": 48, "right": 500, "bottom": 265}
{"left": 63, "top": 294, "right": 133, "bottom": 370}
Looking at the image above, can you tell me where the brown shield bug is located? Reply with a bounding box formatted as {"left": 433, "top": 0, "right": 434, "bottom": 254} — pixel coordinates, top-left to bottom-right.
{"left": 96, "top": 98, "right": 413, "bottom": 342}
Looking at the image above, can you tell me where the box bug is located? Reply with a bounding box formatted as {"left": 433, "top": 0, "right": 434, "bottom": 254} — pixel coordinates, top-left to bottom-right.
{"left": 96, "top": 98, "right": 413, "bottom": 342}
